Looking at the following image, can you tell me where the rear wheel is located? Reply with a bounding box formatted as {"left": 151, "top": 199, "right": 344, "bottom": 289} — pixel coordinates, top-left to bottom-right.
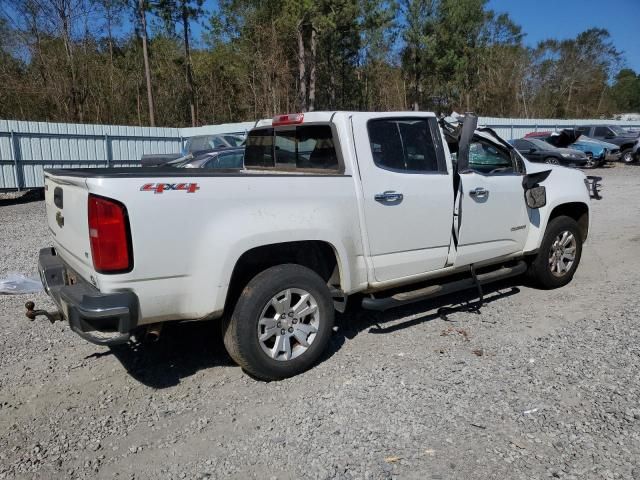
{"left": 585, "top": 153, "right": 596, "bottom": 169}
{"left": 527, "top": 216, "right": 583, "bottom": 289}
{"left": 223, "top": 264, "right": 334, "bottom": 380}
{"left": 621, "top": 148, "right": 634, "bottom": 164}
{"left": 544, "top": 157, "right": 560, "bottom": 165}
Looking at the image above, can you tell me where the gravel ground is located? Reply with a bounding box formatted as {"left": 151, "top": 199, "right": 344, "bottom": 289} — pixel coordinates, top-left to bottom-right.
{"left": 1, "top": 165, "right": 639, "bottom": 480}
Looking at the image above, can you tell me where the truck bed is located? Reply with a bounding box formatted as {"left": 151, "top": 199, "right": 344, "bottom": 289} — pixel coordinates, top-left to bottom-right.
{"left": 45, "top": 167, "right": 345, "bottom": 178}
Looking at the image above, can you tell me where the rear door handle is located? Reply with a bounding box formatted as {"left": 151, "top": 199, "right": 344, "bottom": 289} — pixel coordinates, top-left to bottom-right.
{"left": 469, "top": 187, "right": 489, "bottom": 198}
{"left": 374, "top": 190, "right": 403, "bottom": 203}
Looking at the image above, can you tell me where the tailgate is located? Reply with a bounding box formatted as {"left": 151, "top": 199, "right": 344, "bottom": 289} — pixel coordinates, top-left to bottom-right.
{"left": 44, "top": 173, "right": 94, "bottom": 276}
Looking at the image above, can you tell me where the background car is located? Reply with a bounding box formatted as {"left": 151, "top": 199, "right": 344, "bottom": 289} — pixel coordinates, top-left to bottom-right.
{"left": 510, "top": 138, "right": 588, "bottom": 167}
{"left": 575, "top": 125, "right": 639, "bottom": 163}
{"left": 141, "top": 134, "right": 247, "bottom": 167}
{"left": 167, "top": 147, "right": 245, "bottom": 169}
{"left": 524, "top": 130, "right": 615, "bottom": 168}
{"left": 181, "top": 134, "right": 245, "bottom": 155}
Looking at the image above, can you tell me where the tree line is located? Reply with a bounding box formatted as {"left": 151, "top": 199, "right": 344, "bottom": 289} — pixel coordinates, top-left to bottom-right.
{"left": 0, "top": 0, "right": 638, "bottom": 127}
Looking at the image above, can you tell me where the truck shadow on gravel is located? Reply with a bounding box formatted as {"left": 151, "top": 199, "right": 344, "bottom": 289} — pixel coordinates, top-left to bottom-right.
{"left": 107, "top": 321, "right": 235, "bottom": 389}
{"left": 106, "top": 281, "right": 522, "bottom": 388}
{"left": 325, "top": 281, "right": 521, "bottom": 358}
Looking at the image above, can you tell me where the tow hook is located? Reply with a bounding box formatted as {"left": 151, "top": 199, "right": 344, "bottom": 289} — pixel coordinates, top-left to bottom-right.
{"left": 25, "top": 301, "right": 62, "bottom": 324}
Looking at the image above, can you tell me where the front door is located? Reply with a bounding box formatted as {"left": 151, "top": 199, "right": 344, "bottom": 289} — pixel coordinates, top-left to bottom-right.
{"left": 351, "top": 113, "right": 454, "bottom": 282}
{"left": 455, "top": 136, "right": 530, "bottom": 266}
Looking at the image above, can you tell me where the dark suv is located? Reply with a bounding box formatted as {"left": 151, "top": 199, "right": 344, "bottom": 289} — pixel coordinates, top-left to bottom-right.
{"left": 576, "top": 125, "right": 639, "bottom": 163}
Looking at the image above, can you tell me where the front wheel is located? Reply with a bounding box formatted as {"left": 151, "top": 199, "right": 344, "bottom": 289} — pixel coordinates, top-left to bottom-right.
{"left": 527, "top": 216, "right": 583, "bottom": 289}
{"left": 544, "top": 157, "right": 560, "bottom": 165}
{"left": 223, "top": 264, "right": 335, "bottom": 380}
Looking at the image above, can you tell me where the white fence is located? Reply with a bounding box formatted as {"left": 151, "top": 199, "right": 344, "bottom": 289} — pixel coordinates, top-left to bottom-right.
{"left": 0, "top": 119, "right": 257, "bottom": 190}
{"left": 1, "top": 116, "right": 638, "bottom": 190}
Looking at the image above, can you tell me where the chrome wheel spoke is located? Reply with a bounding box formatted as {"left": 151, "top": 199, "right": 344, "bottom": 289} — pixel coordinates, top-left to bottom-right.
{"left": 295, "top": 303, "right": 318, "bottom": 319}
{"left": 291, "top": 293, "right": 310, "bottom": 314}
{"left": 258, "top": 317, "right": 278, "bottom": 341}
{"left": 296, "top": 323, "right": 318, "bottom": 336}
{"left": 293, "top": 329, "right": 310, "bottom": 347}
{"left": 271, "top": 334, "right": 291, "bottom": 360}
{"left": 561, "top": 232, "right": 573, "bottom": 247}
{"left": 258, "top": 288, "right": 320, "bottom": 362}
{"left": 271, "top": 289, "right": 292, "bottom": 315}
{"left": 557, "top": 258, "right": 566, "bottom": 273}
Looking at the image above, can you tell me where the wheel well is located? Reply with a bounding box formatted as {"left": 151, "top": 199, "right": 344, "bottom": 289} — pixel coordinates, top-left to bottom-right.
{"left": 549, "top": 202, "right": 589, "bottom": 241}
{"left": 620, "top": 143, "right": 634, "bottom": 152}
{"left": 225, "top": 241, "right": 340, "bottom": 314}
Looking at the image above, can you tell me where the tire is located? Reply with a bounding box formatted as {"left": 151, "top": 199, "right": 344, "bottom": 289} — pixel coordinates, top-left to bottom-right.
{"left": 544, "top": 157, "right": 560, "bottom": 165}
{"left": 527, "top": 216, "right": 583, "bottom": 289}
{"left": 584, "top": 153, "right": 596, "bottom": 169}
{"left": 223, "top": 264, "right": 334, "bottom": 381}
{"left": 621, "top": 148, "right": 634, "bottom": 164}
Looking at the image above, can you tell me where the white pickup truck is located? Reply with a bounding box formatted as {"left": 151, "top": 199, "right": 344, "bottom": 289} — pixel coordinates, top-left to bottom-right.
{"left": 28, "top": 112, "right": 594, "bottom": 380}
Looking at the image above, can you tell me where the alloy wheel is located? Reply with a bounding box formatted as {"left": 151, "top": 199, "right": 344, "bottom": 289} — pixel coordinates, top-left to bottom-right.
{"left": 257, "top": 288, "right": 320, "bottom": 361}
{"left": 548, "top": 231, "right": 577, "bottom": 277}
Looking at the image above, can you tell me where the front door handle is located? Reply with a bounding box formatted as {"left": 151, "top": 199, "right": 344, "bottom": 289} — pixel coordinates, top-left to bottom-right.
{"left": 374, "top": 190, "right": 404, "bottom": 203}
{"left": 469, "top": 187, "right": 489, "bottom": 198}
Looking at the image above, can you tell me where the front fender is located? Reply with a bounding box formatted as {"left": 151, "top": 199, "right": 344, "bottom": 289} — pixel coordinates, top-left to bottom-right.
{"left": 522, "top": 163, "right": 590, "bottom": 253}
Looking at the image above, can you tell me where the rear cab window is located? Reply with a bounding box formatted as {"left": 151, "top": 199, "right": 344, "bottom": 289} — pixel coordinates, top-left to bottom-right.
{"left": 244, "top": 124, "right": 341, "bottom": 173}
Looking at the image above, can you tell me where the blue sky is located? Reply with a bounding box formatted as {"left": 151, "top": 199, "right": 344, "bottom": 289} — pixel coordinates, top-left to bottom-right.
{"left": 487, "top": 0, "right": 640, "bottom": 72}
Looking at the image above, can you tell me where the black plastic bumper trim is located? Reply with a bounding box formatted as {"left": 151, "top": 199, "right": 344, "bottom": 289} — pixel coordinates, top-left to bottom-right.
{"left": 38, "top": 247, "right": 139, "bottom": 346}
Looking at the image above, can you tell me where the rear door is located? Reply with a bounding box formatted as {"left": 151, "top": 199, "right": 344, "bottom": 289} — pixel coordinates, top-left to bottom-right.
{"left": 454, "top": 137, "right": 529, "bottom": 266}
{"left": 351, "top": 113, "right": 454, "bottom": 282}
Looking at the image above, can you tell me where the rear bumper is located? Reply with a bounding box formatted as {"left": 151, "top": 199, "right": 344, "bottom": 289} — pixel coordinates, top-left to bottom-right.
{"left": 38, "top": 247, "right": 138, "bottom": 346}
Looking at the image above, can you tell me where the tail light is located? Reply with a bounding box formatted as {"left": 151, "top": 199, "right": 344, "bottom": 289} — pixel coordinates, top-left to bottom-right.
{"left": 88, "top": 194, "right": 133, "bottom": 273}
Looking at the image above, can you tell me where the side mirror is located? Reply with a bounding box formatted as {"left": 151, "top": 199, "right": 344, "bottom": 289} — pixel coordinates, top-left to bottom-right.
{"left": 529, "top": 148, "right": 537, "bottom": 154}
{"left": 605, "top": 133, "right": 614, "bottom": 139}
{"left": 525, "top": 185, "right": 547, "bottom": 209}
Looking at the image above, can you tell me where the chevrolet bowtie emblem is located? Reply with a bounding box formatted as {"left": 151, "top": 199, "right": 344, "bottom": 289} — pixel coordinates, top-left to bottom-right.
{"left": 55, "top": 211, "right": 64, "bottom": 228}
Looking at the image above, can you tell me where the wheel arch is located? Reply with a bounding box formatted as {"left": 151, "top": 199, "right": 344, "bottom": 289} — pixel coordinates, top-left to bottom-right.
{"left": 224, "top": 240, "right": 345, "bottom": 315}
{"left": 548, "top": 202, "right": 589, "bottom": 242}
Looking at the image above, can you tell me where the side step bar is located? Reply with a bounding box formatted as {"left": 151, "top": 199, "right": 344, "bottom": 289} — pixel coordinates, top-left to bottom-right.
{"left": 361, "top": 261, "right": 527, "bottom": 312}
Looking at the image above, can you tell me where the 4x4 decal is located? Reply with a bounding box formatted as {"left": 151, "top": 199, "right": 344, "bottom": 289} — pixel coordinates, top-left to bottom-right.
{"left": 140, "top": 183, "right": 200, "bottom": 194}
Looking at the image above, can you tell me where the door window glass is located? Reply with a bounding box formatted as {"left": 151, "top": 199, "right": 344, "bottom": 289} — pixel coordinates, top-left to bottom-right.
{"left": 367, "top": 118, "right": 443, "bottom": 173}
{"left": 594, "top": 126, "right": 609, "bottom": 137}
{"left": 468, "top": 139, "right": 514, "bottom": 174}
{"left": 512, "top": 139, "right": 532, "bottom": 150}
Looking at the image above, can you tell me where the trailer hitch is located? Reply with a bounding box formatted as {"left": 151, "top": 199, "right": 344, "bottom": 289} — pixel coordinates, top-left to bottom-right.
{"left": 25, "top": 301, "right": 62, "bottom": 324}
